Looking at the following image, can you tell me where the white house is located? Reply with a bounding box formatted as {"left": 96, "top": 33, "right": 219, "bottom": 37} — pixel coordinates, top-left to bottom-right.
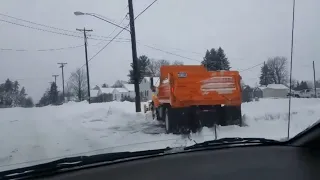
{"left": 90, "top": 77, "right": 160, "bottom": 102}
{"left": 90, "top": 89, "right": 101, "bottom": 98}
{"left": 139, "top": 77, "right": 160, "bottom": 101}
{"left": 100, "top": 87, "right": 116, "bottom": 100}
{"left": 122, "top": 83, "right": 135, "bottom": 99}
{"left": 262, "top": 84, "right": 289, "bottom": 98}
{"left": 113, "top": 88, "right": 129, "bottom": 101}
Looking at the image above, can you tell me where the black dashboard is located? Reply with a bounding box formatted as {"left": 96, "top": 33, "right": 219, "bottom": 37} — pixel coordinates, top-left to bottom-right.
{"left": 45, "top": 145, "right": 320, "bottom": 180}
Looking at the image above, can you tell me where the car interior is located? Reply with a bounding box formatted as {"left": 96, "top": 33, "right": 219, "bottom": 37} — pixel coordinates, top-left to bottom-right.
{"left": 32, "top": 122, "right": 320, "bottom": 180}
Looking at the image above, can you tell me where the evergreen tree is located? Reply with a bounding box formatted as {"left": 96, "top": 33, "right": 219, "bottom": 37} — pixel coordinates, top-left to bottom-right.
{"left": 293, "top": 81, "right": 308, "bottom": 91}
{"left": 25, "top": 97, "right": 34, "bottom": 107}
{"left": 201, "top": 47, "right": 230, "bottom": 71}
{"left": 216, "top": 47, "right": 230, "bottom": 70}
{"left": 4, "top": 79, "right": 13, "bottom": 92}
{"left": 102, "top": 83, "right": 108, "bottom": 88}
{"left": 128, "top": 55, "right": 152, "bottom": 83}
{"left": 259, "top": 63, "right": 273, "bottom": 86}
{"left": 49, "top": 82, "right": 59, "bottom": 105}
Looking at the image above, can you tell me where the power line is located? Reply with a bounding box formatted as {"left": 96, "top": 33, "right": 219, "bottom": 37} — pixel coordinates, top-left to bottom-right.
{"left": 239, "top": 62, "right": 264, "bottom": 72}
{"left": 135, "top": 0, "right": 158, "bottom": 20}
{"left": 140, "top": 43, "right": 201, "bottom": 62}
{"left": 85, "top": 0, "right": 159, "bottom": 64}
{"left": 0, "top": 19, "right": 83, "bottom": 38}
{"left": 0, "top": 18, "right": 130, "bottom": 42}
{"left": 0, "top": 13, "right": 80, "bottom": 35}
{"left": 0, "top": 45, "right": 84, "bottom": 52}
{"left": 0, "top": 13, "right": 130, "bottom": 41}
{"left": 94, "top": 13, "right": 129, "bottom": 47}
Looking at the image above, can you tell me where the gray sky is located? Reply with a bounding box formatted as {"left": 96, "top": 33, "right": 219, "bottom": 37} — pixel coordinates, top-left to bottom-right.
{"left": 0, "top": 0, "right": 319, "bottom": 102}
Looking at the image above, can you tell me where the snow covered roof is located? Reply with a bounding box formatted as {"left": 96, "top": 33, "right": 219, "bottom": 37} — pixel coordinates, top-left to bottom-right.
{"left": 256, "top": 86, "right": 267, "bottom": 90}
{"left": 100, "top": 88, "right": 114, "bottom": 94}
{"left": 90, "top": 90, "right": 100, "bottom": 97}
{"left": 114, "top": 88, "right": 128, "bottom": 93}
{"left": 266, "top": 84, "right": 289, "bottom": 90}
{"left": 123, "top": 84, "right": 135, "bottom": 92}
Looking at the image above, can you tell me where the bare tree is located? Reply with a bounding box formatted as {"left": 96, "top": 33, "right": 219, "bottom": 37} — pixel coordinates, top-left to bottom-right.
{"left": 172, "top": 60, "right": 184, "bottom": 65}
{"left": 67, "top": 68, "right": 88, "bottom": 101}
{"left": 147, "top": 59, "right": 170, "bottom": 77}
{"left": 267, "top": 56, "right": 288, "bottom": 84}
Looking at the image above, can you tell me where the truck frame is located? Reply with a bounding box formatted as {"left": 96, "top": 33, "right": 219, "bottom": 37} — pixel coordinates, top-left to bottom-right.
{"left": 150, "top": 65, "right": 243, "bottom": 134}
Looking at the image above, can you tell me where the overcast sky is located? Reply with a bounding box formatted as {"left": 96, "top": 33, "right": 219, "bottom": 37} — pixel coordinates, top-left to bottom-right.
{"left": 0, "top": 0, "right": 319, "bottom": 102}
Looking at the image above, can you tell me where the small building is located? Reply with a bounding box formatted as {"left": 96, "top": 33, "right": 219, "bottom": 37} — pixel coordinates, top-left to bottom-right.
{"left": 253, "top": 86, "right": 266, "bottom": 98}
{"left": 113, "top": 88, "right": 129, "bottom": 101}
{"left": 139, "top": 77, "right": 160, "bottom": 101}
{"left": 262, "top": 84, "right": 289, "bottom": 98}
{"left": 242, "top": 85, "right": 253, "bottom": 102}
{"left": 122, "top": 83, "right": 135, "bottom": 99}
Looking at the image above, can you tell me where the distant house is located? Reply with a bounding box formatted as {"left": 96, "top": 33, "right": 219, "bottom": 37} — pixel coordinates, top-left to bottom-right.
{"left": 242, "top": 85, "right": 253, "bottom": 102}
{"left": 253, "top": 86, "right": 266, "bottom": 98}
{"left": 139, "top": 77, "right": 160, "bottom": 101}
{"left": 90, "top": 89, "right": 101, "bottom": 102}
{"left": 113, "top": 88, "right": 129, "bottom": 101}
{"left": 100, "top": 87, "right": 116, "bottom": 100}
{"left": 90, "top": 89, "right": 101, "bottom": 98}
{"left": 257, "top": 84, "right": 289, "bottom": 98}
{"left": 122, "top": 83, "right": 135, "bottom": 99}
{"left": 90, "top": 77, "right": 160, "bottom": 102}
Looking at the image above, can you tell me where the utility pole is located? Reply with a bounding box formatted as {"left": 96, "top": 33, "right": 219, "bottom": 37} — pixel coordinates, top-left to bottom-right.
{"left": 313, "top": 61, "right": 317, "bottom": 98}
{"left": 287, "top": 0, "right": 296, "bottom": 139}
{"left": 52, "top": 75, "right": 59, "bottom": 84}
{"left": 76, "top": 28, "right": 93, "bottom": 104}
{"left": 58, "top": 63, "right": 67, "bottom": 102}
{"left": 264, "top": 61, "right": 267, "bottom": 86}
{"left": 128, "top": 0, "right": 141, "bottom": 112}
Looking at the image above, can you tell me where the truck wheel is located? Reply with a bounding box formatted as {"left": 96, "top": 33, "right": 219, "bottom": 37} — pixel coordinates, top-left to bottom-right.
{"left": 164, "top": 107, "right": 177, "bottom": 134}
{"left": 221, "top": 106, "right": 242, "bottom": 126}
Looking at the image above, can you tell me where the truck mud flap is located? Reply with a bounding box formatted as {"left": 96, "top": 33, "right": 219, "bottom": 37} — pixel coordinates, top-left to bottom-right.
{"left": 167, "top": 107, "right": 193, "bottom": 134}
{"left": 221, "top": 105, "right": 242, "bottom": 126}
{"left": 193, "top": 106, "right": 223, "bottom": 128}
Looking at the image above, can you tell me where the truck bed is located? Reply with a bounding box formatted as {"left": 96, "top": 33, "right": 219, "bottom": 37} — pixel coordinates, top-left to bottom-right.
{"left": 157, "top": 70, "right": 242, "bottom": 108}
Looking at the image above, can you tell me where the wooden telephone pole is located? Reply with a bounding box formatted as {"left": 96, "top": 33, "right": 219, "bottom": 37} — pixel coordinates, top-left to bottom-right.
{"left": 76, "top": 28, "right": 93, "bottom": 104}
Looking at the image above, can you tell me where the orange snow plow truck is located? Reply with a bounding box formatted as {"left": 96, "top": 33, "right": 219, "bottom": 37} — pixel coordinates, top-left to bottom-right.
{"left": 149, "top": 65, "right": 242, "bottom": 134}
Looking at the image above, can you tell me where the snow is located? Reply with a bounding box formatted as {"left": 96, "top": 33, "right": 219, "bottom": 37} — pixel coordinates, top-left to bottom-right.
{"left": 1, "top": 98, "right": 320, "bottom": 171}
{"left": 267, "top": 84, "right": 289, "bottom": 90}
{"left": 123, "top": 84, "right": 135, "bottom": 92}
{"left": 100, "top": 88, "right": 114, "bottom": 94}
{"left": 114, "top": 88, "right": 128, "bottom": 93}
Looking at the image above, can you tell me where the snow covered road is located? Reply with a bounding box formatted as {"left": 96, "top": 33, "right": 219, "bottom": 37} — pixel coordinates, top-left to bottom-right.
{"left": 1, "top": 98, "right": 320, "bottom": 171}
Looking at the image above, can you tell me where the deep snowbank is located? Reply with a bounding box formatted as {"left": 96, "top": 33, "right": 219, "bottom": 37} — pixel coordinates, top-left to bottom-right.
{"left": 0, "top": 98, "right": 320, "bottom": 171}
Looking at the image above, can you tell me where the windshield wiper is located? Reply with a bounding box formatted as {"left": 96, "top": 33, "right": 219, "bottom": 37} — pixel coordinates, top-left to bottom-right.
{"left": 185, "top": 137, "right": 282, "bottom": 150}
{"left": 0, "top": 148, "right": 171, "bottom": 179}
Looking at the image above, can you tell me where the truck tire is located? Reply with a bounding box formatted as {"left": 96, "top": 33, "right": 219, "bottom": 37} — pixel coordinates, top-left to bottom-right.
{"left": 222, "top": 106, "right": 242, "bottom": 126}
{"left": 164, "top": 107, "right": 178, "bottom": 134}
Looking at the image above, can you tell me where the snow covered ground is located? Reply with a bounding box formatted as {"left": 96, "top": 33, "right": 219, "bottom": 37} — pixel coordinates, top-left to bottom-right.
{"left": 1, "top": 98, "right": 320, "bottom": 171}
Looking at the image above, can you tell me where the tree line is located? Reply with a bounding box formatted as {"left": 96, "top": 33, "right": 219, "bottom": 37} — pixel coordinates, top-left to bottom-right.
{"left": 0, "top": 79, "right": 34, "bottom": 108}
{"left": 127, "top": 47, "right": 231, "bottom": 83}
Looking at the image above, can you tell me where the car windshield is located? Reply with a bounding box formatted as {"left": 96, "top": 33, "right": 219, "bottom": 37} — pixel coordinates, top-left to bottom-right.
{"left": 1, "top": 0, "right": 319, "bottom": 173}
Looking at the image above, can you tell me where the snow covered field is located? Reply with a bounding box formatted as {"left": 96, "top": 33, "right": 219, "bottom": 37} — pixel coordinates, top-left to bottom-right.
{"left": 1, "top": 98, "right": 320, "bottom": 171}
